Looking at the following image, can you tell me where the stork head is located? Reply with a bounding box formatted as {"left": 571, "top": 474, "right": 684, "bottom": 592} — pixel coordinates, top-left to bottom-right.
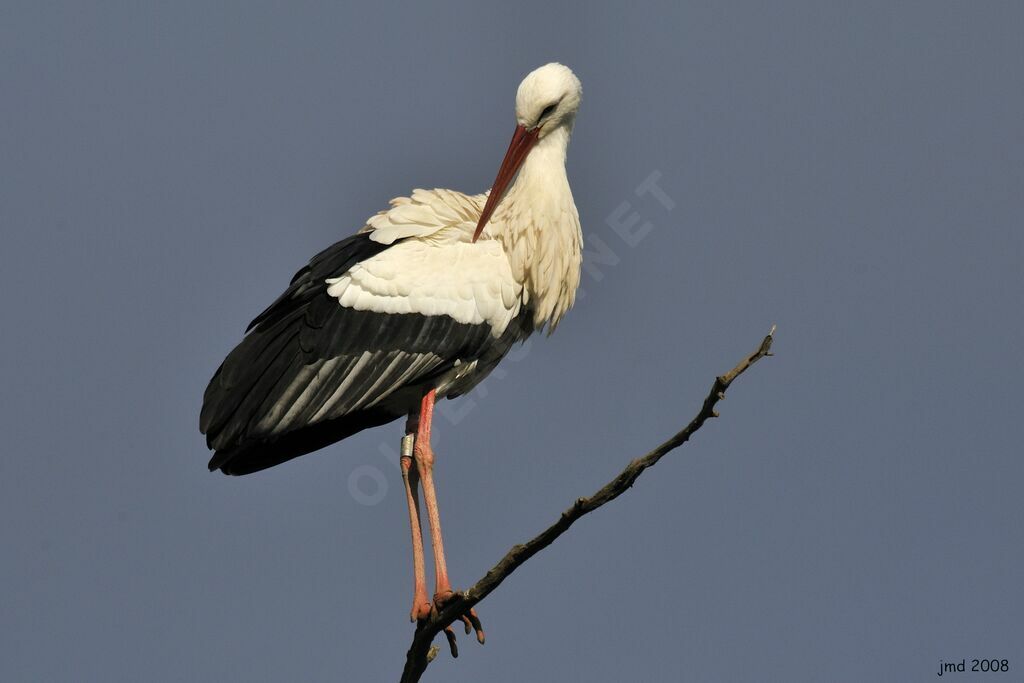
{"left": 473, "top": 63, "right": 582, "bottom": 242}
{"left": 515, "top": 62, "right": 583, "bottom": 138}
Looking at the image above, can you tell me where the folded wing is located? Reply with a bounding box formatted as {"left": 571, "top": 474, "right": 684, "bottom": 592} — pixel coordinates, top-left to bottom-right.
{"left": 200, "top": 208, "right": 522, "bottom": 475}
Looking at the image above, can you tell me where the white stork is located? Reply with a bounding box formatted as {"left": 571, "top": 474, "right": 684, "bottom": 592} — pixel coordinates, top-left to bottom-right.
{"left": 200, "top": 63, "right": 584, "bottom": 646}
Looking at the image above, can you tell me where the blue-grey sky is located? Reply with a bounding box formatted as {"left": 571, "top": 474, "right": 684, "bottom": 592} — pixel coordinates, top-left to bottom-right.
{"left": 2, "top": 2, "right": 1021, "bottom": 681}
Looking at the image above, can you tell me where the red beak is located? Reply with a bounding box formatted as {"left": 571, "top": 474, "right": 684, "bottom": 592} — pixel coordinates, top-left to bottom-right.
{"left": 473, "top": 124, "right": 540, "bottom": 242}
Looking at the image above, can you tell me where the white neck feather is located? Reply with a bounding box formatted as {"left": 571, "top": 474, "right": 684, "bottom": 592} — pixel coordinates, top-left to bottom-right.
{"left": 493, "top": 126, "right": 582, "bottom": 331}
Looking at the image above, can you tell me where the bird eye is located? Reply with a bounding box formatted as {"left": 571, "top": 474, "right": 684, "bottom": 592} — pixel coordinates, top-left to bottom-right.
{"left": 538, "top": 103, "right": 557, "bottom": 122}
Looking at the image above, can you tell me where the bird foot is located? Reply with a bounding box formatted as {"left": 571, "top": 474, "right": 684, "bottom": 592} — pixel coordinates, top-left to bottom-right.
{"left": 409, "top": 597, "right": 432, "bottom": 623}
{"left": 425, "top": 590, "right": 485, "bottom": 658}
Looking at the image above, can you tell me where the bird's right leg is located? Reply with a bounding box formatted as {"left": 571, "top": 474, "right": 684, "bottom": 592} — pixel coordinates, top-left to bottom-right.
{"left": 401, "top": 417, "right": 431, "bottom": 622}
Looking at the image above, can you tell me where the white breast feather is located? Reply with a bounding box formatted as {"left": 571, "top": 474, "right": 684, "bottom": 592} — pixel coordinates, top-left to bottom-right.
{"left": 353, "top": 150, "right": 582, "bottom": 334}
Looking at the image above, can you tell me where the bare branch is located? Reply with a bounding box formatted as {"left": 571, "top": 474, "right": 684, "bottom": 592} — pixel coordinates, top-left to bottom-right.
{"left": 399, "top": 326, "right": 776, "bottom": 682}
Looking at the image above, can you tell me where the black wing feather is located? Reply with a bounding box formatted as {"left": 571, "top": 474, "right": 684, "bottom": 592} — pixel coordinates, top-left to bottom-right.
{"left": 200, "top": 233, "right": 495, "bottom": 476}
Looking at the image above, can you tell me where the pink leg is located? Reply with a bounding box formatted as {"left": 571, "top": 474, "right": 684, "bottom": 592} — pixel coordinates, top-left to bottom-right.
{"left": 414, "top": 389, "right": 485, "bottom": 645}
{"left": 401, "top": 418, "right": 431, "bottom": 622}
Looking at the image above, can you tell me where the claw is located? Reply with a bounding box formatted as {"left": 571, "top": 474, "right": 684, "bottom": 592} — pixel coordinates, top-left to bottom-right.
{"left": 466, "top": 607, "right": 485, "bottom": 644}
{"left": 443, "top": 625, "right": 459, "bottom": 658}
{"left": 432, "top": 592, "right": 485, "bottom": 646}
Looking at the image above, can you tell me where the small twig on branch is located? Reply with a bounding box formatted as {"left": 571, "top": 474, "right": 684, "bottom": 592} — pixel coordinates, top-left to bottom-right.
{"left": 399, "top": 326, "right": 776, "bottom": 683}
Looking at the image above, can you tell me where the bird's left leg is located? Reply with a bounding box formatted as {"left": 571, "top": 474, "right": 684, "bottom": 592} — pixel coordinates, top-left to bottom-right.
{"left": 400, "top": 418, "right": 431, "bottom": 622}
{"left": 414, "top": 389, "right": 485, "bottom": 646}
